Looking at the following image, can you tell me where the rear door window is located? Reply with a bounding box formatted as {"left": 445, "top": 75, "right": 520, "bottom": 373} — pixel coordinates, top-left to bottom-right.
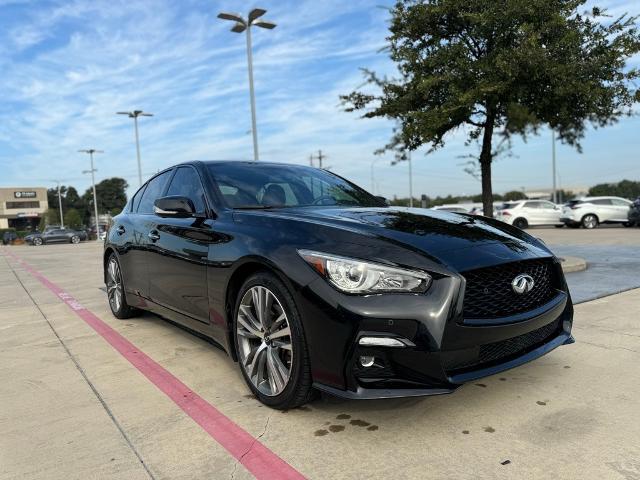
{"left": 138, "top": 171, "right": 172, "bottom": 214}
{"left": 591, "top": 199, "right": 612, "bottom": 206}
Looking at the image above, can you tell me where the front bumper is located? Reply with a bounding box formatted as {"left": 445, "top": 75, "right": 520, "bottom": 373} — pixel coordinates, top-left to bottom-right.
{"left": 299, "top": 259, "right": 574, "bottom": 400}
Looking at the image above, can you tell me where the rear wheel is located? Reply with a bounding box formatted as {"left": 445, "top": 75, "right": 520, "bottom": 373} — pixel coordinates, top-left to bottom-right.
{"left": 106, "top": 254, "right": 138, "bottom": 319}
{"left": 513, "top": 218, "right": 528, "bottom": 229}
{"left": 33, "top": 237, "right": 43, "bottom": 246}
{"left": 623, "top": 222, "right": 632, "bottom": 228}
{"left": 71, "top": 235, "right": 80, "bottom": 244}
{"left": 582, "top": 214, "right": 598, "bottom": 229}
{"left": 554, "top": 224, "right": 564, "bottom": 228}
{"left": 234, "top": 272, "right": 314, "bottom": 409}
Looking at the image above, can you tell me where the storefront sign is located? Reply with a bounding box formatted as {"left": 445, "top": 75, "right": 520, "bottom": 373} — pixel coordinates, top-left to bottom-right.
{"left": 14, "top": 191, "right": 37, "bottom": 199}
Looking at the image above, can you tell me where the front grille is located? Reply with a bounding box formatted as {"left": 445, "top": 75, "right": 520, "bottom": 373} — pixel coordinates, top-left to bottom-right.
{"left": 445, "top": 319, "right": 560, "bottom": 373}
{"left": 462, "top": 258, "right": 558, "bottom": 319}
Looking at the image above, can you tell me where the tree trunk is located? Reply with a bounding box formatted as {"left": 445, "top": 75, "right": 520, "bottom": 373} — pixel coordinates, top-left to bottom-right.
{"left": 480, "top": 107, "right": 496, "bottom": 217}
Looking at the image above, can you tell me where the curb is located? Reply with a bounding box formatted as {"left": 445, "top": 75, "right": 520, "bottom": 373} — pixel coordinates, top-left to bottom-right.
{"left": 559, "top": 256, "right": 587, "bottom": 273}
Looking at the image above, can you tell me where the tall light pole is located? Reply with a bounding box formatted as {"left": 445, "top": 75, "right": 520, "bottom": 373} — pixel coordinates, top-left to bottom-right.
{"left": 551, "top": 129, "right": 557, "bottom": 204}
{"left": 392, "top": 151, "right": 414, "bottom": 207}
{"left": 218, "top": 8, "right": 276, "bottom": 161}
{"left": 371, "top": 157, "right": 382, "bottom": 194}
{"left": 53, "top": 180, "right": 64, "bottom": 228}
{"left": 79, "top": 149, "right": 103, "bottom": 241}
{"left": 117, "top": 110, "right": 153, "bottom": 186}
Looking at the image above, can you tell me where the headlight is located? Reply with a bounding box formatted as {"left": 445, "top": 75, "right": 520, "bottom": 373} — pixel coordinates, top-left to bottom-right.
{"left": 298, "top": 250, "right": 431, "bottom": 294}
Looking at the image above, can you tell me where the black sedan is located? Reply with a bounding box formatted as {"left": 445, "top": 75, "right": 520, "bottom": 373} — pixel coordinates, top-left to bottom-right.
{"left": 26, "top": 228, "right": 87, "bottom": 246}
{"left": 104, "top": 161, "right": 574, "bottom": 409}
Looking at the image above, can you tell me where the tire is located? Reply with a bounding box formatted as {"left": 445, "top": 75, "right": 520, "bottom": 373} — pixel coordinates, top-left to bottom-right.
{"left": 581, "top": 214, "right": 599, "bottom": 229}
{"left": 233, "top": 271, "right": 314, "bottom": 409}
{"left": 106, "top": 253, "right": 138, "bottom": 319}
{"left": 33, "top": 237, "right": 43, "bottom": 246}
{"left": 513, "top": 218, "right": 528, "bottom": 229}
{"left": 554, "top": 224, "right": 564, "bottom": 228}
{"left": 623, "top": 222, "right": 632, "bottom": 228}
{"left": 71, "top": 235, "right": 80, "bottom": 244}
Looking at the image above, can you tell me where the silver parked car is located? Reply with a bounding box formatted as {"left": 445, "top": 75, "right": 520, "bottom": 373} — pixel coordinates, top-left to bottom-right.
{"left": 560, "top": 196, "right": 632, "bottom": 229}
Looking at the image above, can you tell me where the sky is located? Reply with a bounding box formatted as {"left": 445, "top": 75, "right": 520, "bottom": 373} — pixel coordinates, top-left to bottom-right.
{"left": 0, "top": 0, "right": 638, "bottom": 201}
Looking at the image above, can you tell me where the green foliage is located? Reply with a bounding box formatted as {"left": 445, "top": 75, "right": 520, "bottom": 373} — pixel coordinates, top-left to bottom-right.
{"left": 64, "top": 208, "right": 83, "bottom": 228}
{"left": 82, "top": 178, "right": 128, "bottom": 219}
{"left": 588, "top": 179, "right": 640, "bottom": 199}
{"left": 342, "top": 0, "right": 640, "bottom": 216}
{"left": 503, "top": 190, "right": 527, "bottom": 201}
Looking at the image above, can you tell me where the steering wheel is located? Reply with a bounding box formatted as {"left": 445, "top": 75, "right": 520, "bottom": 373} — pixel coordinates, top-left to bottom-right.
{"left": 311, "top": 195, "right": 337, "bottom": 206}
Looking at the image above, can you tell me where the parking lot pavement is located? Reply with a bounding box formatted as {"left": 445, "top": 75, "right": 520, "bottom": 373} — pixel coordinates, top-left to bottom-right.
{"left": 535, "top": 227, "right": 640, "bottom": 303}
{"left": 2, "top": 242, "right": 640, "bottom": 480}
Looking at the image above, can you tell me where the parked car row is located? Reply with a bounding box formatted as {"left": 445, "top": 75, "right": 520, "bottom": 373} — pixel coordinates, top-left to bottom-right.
{"left": 495, "top": 196, "right": 637, "bottom": 230}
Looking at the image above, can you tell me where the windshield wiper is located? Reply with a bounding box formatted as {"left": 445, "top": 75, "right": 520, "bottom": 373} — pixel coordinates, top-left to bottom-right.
{"left": 233, "top": 205, "right": 279, "bottom": 210}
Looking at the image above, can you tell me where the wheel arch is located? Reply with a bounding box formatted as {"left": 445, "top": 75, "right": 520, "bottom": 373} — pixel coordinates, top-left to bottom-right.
{"left": 103, "top": 246, "right": 116, "bottom": 284}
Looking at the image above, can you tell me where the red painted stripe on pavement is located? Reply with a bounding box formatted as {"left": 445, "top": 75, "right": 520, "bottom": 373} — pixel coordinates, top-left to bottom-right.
{"left": 4, "top": 250, "right": 305, "bottom": 480}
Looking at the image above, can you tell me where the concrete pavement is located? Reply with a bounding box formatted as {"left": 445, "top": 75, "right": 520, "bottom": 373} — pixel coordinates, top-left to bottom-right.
{"left": 1, "top": 242, "right": 639, "bottom": 479}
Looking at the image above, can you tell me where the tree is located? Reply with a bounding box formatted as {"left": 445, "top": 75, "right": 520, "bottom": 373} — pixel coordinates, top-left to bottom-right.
{"left": 82, "top": 178, "right": 128, "bottom": 219}
{"left": 589, "top": 179, "right": 640, "bottom": 198}
{"left": 342, "top": 0, "right": 640, "bottom": 217}
{"left": 65, "top": 208, "right": 83, "bottom": 228}
{"left": 503, "top": 190, "right": 527, "bottom": 201}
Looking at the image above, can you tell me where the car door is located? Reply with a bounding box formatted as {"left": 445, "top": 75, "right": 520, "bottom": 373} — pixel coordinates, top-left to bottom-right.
{"left": 125, "top": 170, "right": 173, "bottom": 299}
{"left": 522, "top": 201, "right": 542, "bottom": 225}
{"left": 590, "top": 199, "right": 614, "bottom": 222}
{"left": 611, "top": 198, "right": 632, "bottom": 221}
{"left": 539, "top": 201, "right": 561, "bottom": 224}
{"left": 146, "top": 166, "right": 210, "bottom": 324}
{"left": 45, "top": 229, "right": 65, "bottom": 243}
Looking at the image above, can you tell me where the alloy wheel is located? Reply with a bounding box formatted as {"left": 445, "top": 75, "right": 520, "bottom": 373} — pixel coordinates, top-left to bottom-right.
{"left": 106, "top": 258, "right": 123, "bottom": 313}
{"left": 236, "top": 286, "right": 293, "bottom": 397}
{"left": 583, "top": 215, "right": 598, "bottom": 229}
{"left": 33, "top": 238, "right": 42, "bottom": 246}
{"left": 71, "top": 235, "right": 80, "bottom": 244}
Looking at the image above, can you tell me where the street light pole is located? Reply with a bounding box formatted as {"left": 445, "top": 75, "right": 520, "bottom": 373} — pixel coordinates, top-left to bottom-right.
{"left": 218, "top": 8, "right": 276, "bottom": 161}
{"left": 79, "top": 149, "right": 103, "bottom": 241}
{"left": 371, "top": 157, "right": 381, "bottom": 194}
{"left": 55, "top": 181, "right": 64, "bottom": 228}
{"left": 392, "top": 150, "right": 414, "bottom": 207}
{"left": 117, "top": 110, "right": 153, "bottom": 186}
{"left": 552, "top": 129, "right": 557, "bottom": 204}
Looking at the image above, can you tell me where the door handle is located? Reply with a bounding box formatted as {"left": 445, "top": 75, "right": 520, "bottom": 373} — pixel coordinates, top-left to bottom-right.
{"left": 116, "top": 225, "right": 126, "bottom": 235}
{"left": 148, "top": 230, "right": 160, "bottom": 242}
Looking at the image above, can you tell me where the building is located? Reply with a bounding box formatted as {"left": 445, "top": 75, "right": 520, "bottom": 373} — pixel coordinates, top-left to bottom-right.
{"left": 0, "top": 187, "right": 49, "bottom": 230}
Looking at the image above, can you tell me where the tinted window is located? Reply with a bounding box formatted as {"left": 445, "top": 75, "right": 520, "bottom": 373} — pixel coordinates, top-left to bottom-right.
{"left": 138, "top": 171, "right": 172, "bottom": 214}
{"left": 131, "top": 186, "right": 146, "bottom": 212}
{"left": 524, "top": 202, "right": 541, "bottom": 209}
{"left": 207, "top": 163, "right": 382, "bottom": 208}
{"left": 591, "top": 199, "right": 612, "bottom": 206}
{"left": 540, "top": 202, "right": 556, "bottom": 209}
{"left": 501, "top": 202, "right": 521, "bottom": 209}
{"left": 166, "top": 167, "right": 206, "bottom": 213}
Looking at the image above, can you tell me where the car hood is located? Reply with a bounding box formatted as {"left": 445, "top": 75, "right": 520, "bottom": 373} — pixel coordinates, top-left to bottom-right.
{"left": 248, "top": 207, "right": 552, "bottom": 271}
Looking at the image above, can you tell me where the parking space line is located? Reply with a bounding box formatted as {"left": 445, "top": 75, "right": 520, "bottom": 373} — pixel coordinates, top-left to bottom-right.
{"left": 3, "top": 249, "right": 305, "bottom": 480}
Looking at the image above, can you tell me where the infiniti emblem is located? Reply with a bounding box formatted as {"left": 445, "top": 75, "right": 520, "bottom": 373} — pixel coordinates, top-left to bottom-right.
{"left": 512, "top": 274, "right": 535, "bottom": 294}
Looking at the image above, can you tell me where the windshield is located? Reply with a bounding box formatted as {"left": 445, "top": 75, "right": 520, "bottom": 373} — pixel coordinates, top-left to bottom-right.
{"left": 207, "top": 163, "right": 384, "bottom": 209}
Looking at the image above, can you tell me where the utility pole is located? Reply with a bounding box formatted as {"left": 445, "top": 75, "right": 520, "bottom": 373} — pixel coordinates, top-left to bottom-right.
{"left": 309, "top": 154, "right": 314, "bottom": 167}
{"left": 79, "top": 149, "right": 103, "bottom": 241}
{"left": 311, "top": 150, "right": 326, "bottom": 169}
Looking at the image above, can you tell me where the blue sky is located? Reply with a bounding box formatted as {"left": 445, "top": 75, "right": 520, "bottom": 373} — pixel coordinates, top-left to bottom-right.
{"left": 0, "top": 0, "right": 638, "bottom": 200}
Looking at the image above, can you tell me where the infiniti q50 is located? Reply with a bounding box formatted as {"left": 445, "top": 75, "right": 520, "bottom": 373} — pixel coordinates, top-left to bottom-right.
{"left": 104, "top": 161, "right": 574, "bottom": 409}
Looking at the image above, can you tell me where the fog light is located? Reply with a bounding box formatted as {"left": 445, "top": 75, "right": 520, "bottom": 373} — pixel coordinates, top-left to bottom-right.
{"left": 359, "top": 355, "right": 375, "bottom": 367}
{"left": 358, "top": 336, "right": 413, "bottom": 347}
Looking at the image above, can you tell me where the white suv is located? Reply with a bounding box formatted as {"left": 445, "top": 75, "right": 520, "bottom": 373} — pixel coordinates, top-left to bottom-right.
{"left": 560, "top": 196, "right": 632, "bottom": 229}
{"left": 495, "top": 200, "right": 563, "bottom": 229}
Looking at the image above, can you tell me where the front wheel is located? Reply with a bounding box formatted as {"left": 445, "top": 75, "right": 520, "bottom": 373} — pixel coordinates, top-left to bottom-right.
{"left": 33, "top": 237, "right": 43, "bottom": 246}
{"left": 234, "top": 272, "right": 314, "bottom": 409}
{"left": 71, "top": 235, "right": 80, "bottom": 244}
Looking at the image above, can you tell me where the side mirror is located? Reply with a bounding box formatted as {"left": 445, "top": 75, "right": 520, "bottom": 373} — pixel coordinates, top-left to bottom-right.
{"left": 154, "top": 196, "right": 196, "bottom": 218}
